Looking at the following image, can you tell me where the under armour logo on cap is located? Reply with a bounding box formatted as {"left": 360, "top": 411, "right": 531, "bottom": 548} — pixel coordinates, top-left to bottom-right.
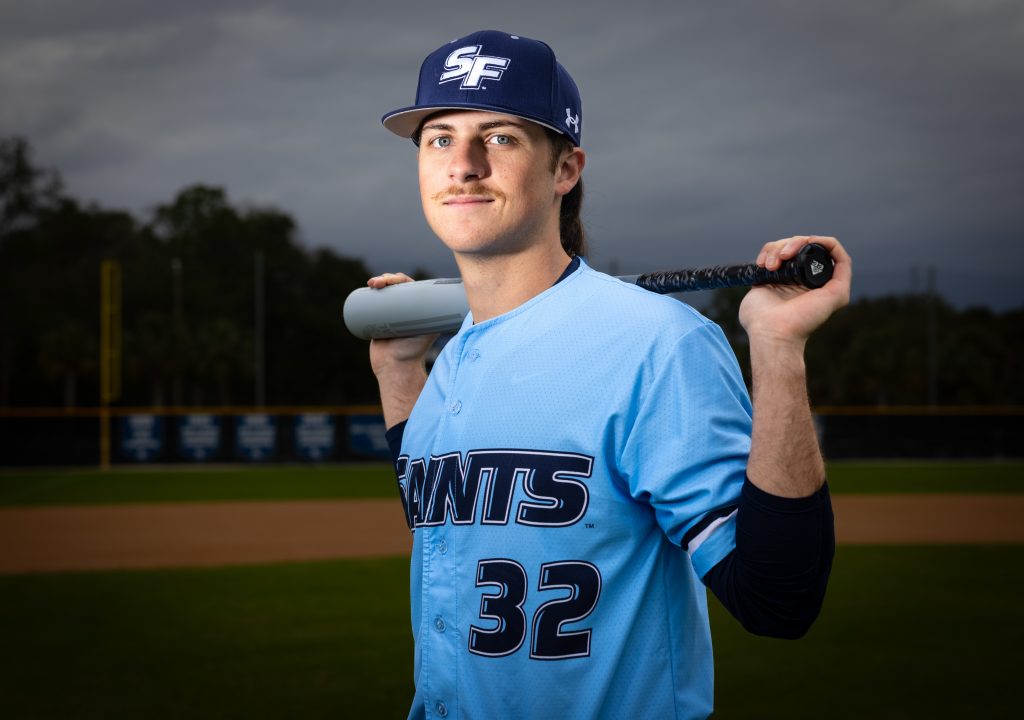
{"left": 382, "top": 30, "right": 584, "bottom": 146}
{"left": 565, "top": 108, "right": 580, "bottom": 133}
{"left": 439, "top": 45, "right": 512, "bottom": 90}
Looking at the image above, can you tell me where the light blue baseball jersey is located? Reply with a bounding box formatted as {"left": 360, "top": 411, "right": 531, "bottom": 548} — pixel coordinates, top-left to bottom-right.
{"left": 395, "top": 260, "right": 752, "bottom": 719}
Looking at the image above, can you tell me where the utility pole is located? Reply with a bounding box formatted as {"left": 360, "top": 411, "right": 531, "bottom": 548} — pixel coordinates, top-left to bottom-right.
{"left": 926, "top": 266, "right": 938, "bottom": 406}
{"left": 171, "top": 257, "right": 184, "bottom": 407}
{"left": 254, "top": 250, "right": 266, "bottom": 407}
{"left": 99, "top": 260, "right": 122, "bottom": 470}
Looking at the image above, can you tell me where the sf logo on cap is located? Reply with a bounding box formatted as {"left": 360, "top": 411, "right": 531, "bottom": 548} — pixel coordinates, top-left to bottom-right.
{"left": 440, "top": 45, "right": 511, "bottom": 89}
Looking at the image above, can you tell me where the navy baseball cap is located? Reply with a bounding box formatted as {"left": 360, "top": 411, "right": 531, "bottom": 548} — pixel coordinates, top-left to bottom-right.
{"left": 382, "top": 30, "right": 583, "bottom": 146}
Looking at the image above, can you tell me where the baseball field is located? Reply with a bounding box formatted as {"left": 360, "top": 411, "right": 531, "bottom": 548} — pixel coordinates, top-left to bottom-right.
{"left": 1, "top": 461, "right": 1021, "bottom": 718}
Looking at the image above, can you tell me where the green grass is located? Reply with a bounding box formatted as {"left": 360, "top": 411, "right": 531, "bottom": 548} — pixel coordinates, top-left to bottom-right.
{"left": 824, "top": 460, "right": 1023, "bottom": 494}
{"left": 0, "top": 557, "right": 414, "bottom": 719}
{"left": 1, "top": 547, "right": 1020, "bottom": 719}
{"left": 0, "top": 461, "right": 1021, "bottom": 507}
{"left": 0, "top": 465, "right": 398, "bottom": 506}
{"left": 709, "top": 545, "right": 1021, "bottom": 718}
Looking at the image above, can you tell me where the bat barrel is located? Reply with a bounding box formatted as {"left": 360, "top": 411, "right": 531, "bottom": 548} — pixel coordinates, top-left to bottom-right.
{"left": 343, "top": 279, "right": 469, "bottom": 340}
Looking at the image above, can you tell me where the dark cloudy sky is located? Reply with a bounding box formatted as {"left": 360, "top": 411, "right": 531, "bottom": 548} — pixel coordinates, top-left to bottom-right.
{"left": 3, "top": 0, "right": 1022, "bottom": 308}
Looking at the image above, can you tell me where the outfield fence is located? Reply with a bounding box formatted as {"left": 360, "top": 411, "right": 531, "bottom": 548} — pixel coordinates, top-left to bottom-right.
{"left": 0, "top": 406, "right": 387, "bottom": 467}
{"left": 0, "top": 405, "right": 1021, "bottom": 466}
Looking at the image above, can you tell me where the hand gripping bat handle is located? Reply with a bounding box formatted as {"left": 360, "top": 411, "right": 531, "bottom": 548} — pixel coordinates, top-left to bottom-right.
{"left": 633, "top": 243, "right": 834, "bottom": 294}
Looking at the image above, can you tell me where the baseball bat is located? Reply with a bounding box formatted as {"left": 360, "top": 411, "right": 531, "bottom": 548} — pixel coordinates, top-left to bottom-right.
{"left": 344, "top": 243, "right": 834, "bottom": 340}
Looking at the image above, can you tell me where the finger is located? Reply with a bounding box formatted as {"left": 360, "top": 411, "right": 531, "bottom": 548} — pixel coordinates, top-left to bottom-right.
{"left": 767, "top": 235, "right": 827, "bottom": 270}
{"left": 367, "top": 272, "right": 415, "bottom": 288}
{"left": 777, "top": 235, "right": 814, "bottom": 260}
{"left": 763, "top": 237, "right": 796, "bottom": 271}
{"left": 821, "top": 239, "right": 852, "bottom": 303}
{"left": 805, "top": 235, "right": 844, "bottom": 262}
{"left": 757, "top": 239, "right": 787, "bottom": 268}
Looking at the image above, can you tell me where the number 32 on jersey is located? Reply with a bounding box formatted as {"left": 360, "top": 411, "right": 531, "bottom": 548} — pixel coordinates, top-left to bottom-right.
{"left": 469, "top": 559, "right": 602, "bottom": 660}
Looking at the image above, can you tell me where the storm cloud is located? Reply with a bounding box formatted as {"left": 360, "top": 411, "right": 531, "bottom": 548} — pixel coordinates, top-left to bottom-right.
{"left": 2, "top": 0, "right": 1021, "bottom": 308}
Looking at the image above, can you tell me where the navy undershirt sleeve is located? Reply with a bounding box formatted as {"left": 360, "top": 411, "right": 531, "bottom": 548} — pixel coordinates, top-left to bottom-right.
{"left": 703, "top": 477, "right": 835, "bottom": 639}
{"left": 386, "top": 420, "right": 407, "bottom": 464}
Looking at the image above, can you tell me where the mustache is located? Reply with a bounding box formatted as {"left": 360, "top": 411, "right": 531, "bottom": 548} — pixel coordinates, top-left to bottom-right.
{"left": 432, "top": 185, "right": 506, "bottom": 202}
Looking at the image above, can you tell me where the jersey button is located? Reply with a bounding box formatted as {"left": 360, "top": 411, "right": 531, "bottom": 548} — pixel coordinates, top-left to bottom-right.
{"left": 449, "top": 400, "right": 462, "bottom": 415}
{"left": 436, "top": 701, "right": 448, "bottom": 717}
{"left": 434, "top": 616, "right": 446, "bottom": 633}
{"left": 437, "top": 539, "right": 448, "bottom": 555}
{"left": 469, "top": 349, "right": 481, "bottom": 361}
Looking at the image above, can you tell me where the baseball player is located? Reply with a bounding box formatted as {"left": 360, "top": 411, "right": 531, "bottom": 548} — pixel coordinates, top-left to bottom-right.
{"left": 369, "top": 30, "right": 851, "bottom": 719}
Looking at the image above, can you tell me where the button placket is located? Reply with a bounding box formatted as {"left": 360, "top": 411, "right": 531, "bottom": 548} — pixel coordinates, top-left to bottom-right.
{"left": 426, "top": 331, "right": 478, "bottom": 720}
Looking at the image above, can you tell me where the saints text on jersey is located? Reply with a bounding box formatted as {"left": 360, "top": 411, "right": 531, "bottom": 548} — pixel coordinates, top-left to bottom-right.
{"left": 395, "top": 449, "right": 594, "bottom": 530}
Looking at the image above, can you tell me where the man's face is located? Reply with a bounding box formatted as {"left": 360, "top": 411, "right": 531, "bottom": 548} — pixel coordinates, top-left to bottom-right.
{"left": 417, "top": 110, "right": 570, "bottom": 259}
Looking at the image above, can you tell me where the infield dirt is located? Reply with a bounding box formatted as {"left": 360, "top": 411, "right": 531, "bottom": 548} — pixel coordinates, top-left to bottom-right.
{"left": 1, "top": 495, "right": 1021, "bottom": 574}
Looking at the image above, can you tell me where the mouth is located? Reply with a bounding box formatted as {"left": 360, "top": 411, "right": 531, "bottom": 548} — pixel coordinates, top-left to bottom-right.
{"left": 432, "top": 185, "right": 504, "bottom": 205}
{"left": 442, "top": 195, "right": 495, "bottom": 206}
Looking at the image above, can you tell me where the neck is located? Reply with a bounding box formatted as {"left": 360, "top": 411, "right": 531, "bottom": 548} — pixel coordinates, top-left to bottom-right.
{"left": 456, "top": 241, "right": 573, "bottom": 324}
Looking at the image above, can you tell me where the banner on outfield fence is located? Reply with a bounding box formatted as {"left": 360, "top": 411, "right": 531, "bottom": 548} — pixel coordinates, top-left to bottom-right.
{"left": 348, "top": 414, "right": 390, "bottom": 459}
{"left": 179, "top": 414, "right": 221, "bottom": 461}
{"left": 237, "top": 413, "right": 276, "bottom": 461}
{"left": 119, "top": 414, "right": 163, "bottom": 461}
{"left": 294, "top": 413, "right": 335, "bottom": 461}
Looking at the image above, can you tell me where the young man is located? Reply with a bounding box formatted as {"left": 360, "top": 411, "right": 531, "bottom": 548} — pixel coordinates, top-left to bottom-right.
{"left": 370, "top": 30, "right": 851, "bottom": 720}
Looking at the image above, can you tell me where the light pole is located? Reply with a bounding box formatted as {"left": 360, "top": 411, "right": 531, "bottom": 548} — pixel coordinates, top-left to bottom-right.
{"left": 99, "top": 260, "right": 121, "bottom": 470}
{"left": 926, "top": 266, "right": 938, "bottom": 406}
{"left": 254, "top": 250, "right": 266, "bottom": 407}
{"left": 171, "top": 257, "right": 183, "bottom": 407}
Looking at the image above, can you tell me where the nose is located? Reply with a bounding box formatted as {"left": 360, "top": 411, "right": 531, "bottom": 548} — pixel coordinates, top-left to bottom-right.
{"left": 448, "top": 139, "right": 489, "bottom": 183}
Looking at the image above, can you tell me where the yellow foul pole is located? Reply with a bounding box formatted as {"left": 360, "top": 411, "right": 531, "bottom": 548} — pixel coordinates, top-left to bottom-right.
{"left": 99, "top": 260, "right": 122, "bottom": 470}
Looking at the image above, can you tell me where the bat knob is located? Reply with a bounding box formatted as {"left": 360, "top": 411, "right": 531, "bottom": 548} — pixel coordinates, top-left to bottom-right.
{"left": 792, "top": 243, "right": 834, "bottom": 289}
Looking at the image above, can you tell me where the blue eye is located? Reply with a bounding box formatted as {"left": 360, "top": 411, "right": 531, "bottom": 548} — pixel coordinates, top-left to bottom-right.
{"left": 429, "top": 136, "right": 452, "bottom": 148}
{"left": 489, "top": 135, "right": 511, "bottom": 145}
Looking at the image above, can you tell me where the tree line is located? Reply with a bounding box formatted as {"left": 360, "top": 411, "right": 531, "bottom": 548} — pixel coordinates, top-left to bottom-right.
{"left": 1, "top": 136, "right": 1020, "bottom": 408}
{"left": 706, "top": 287, "right": 1023, "bottom": 406}
{"left": 0, "top": 137, "right": 377, "bottom": 407}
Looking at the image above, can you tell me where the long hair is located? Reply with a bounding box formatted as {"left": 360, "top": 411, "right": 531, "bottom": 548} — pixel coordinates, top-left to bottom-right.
{"left": 546, "top": 130, "right": 587, "bottom": 258}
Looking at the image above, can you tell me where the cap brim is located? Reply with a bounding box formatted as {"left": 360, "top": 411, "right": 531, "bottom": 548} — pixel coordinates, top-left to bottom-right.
{"left": 382, "top": 103, "right": 574, "bottom": 144}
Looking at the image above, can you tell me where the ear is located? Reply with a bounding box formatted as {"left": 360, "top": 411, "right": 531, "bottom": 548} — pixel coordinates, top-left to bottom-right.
{"left": 554, "top": 147, "right": 586, "bottom": 197}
